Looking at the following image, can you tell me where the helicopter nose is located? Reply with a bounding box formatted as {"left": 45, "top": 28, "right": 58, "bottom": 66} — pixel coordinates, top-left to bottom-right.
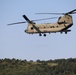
{"left": 25, "top": 29, "right": 28, "bottom": 33}
{"left": 25, "top": 30, "right": 27, "bottom": 32}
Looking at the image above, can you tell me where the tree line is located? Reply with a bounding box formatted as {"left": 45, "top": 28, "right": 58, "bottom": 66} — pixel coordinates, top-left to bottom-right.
{"left": 0, "top": 58, "right": 76, "bottom": 75}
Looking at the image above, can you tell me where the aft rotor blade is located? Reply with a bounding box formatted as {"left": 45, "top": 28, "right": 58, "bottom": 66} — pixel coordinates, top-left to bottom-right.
{"left": 65, "top": 9, "right": 76, "bottom": 15}
{"left": 36, "top": 9, "right": 76, "bottom": 15}
{"left": 7, "top": 21, "right": 26, "bottom": 26}
{"left": 36, "top": 13, "right": 65, "bottom": 15}
{"left": 72, "top": 12, "right": 76, "bottom": 14}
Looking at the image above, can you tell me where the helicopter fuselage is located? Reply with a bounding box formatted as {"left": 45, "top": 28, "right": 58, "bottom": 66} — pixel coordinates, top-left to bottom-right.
{"left": 25, "top": 15, "right": 73, "bottom": 36}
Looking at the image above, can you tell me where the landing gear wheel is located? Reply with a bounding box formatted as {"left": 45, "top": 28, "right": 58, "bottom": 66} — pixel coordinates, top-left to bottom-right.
{"left": 65, "top": 32, "right": 67, "bottom": 34}
{"left": 44, "top": 34, "right": 46, "bottom": 37}
{"left": 39, "top": 33, "right": 42, "bottom": 36}
{"left": 60, "top": 32, "right": 63, "bottom": 34}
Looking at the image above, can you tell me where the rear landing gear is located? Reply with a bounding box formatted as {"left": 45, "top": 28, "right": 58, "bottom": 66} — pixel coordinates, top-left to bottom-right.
{"left": 43, "top": 34, "right": 46, "bottom": 37}
{"left": 65, "top": 32, "right": 67, "bottom": 34}
{"left": 39, "top": 34, "right": 46, "bottom": 37}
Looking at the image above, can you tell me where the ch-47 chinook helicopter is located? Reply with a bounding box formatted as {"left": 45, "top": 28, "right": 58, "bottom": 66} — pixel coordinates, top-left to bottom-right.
{"left": 8, "top": 9, "right": 76, "bottom": 36}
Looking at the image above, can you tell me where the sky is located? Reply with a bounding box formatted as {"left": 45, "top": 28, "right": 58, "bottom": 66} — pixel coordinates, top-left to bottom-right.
{"left": 0, "top": 0, "right": 76, "bottom": 61}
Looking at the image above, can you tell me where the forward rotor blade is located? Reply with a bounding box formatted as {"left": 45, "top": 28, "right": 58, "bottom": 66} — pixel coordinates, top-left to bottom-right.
{"left": 8, "top": 17, "right": 58, "bottom": 26}
{"left": 7, "top": 21, "right": 26, "bottom": 26}
{"left": 23, "top": 15, "right": 32, "bottom": 23}
{"left": 32, "top": 17, "right": 58, "bottom": 21}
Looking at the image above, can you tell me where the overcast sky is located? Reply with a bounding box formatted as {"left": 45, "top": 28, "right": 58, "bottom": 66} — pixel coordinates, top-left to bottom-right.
{"left": 0, "top": 0, "right": 76, "bottom": 61}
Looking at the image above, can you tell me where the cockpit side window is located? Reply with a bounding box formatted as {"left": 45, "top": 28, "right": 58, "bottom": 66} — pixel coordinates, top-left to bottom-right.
{"left": 31, "top": 27, "right": 33, "bottom": 30}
